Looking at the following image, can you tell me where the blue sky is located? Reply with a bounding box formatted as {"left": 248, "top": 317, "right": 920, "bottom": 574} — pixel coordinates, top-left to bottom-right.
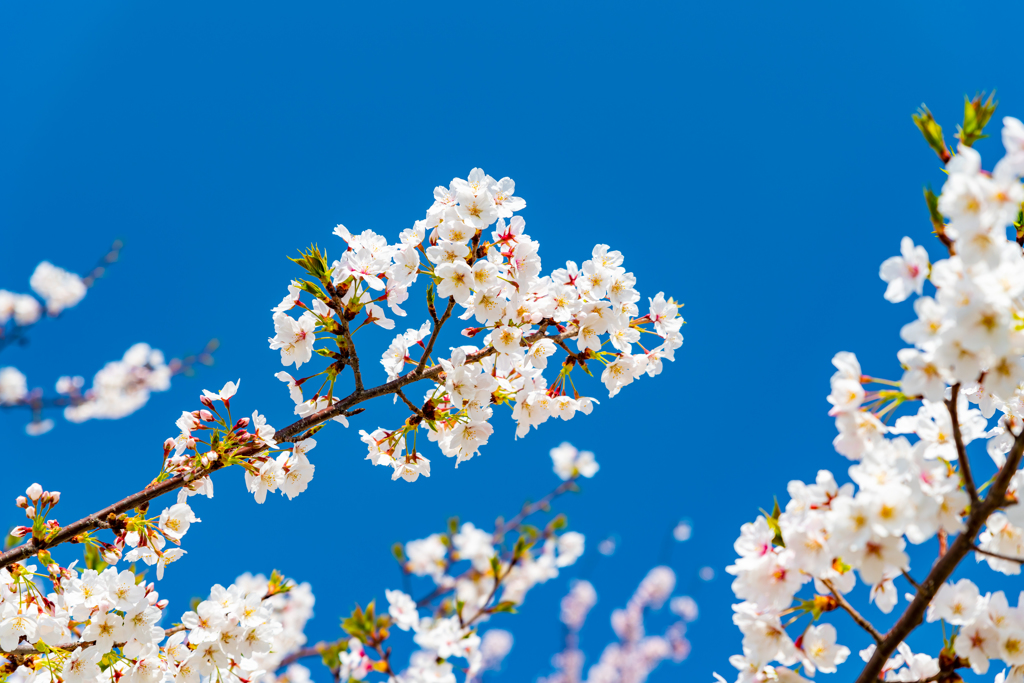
{"left": 3, "top": 2, "right": 1024, "bottom": 681}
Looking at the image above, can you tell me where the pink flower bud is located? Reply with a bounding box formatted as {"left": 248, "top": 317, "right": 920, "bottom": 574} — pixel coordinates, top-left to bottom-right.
{"left": 199, "top": 410, "right": 214, "bottom": 422}
{"left": 49, "top": 491, "right": 60, "bottom": 505}
{"left": 234, "top": 417, "right": 250, "bottom": 430}
{"left": 15, "top": 496, "right": 27, "bottom": 509}
{"left": 163, "top": 438, "right": 175, "bottom": 452}
{"left": 199, "top": 396, "right": 214, "bottom": 409}
{"left": 156, "top": 599, "right": 169, "bottom": 609}
{"left": 10, "top": 526, "right": 30, "bottom": 537}
{"left": 462, "top": 327, "right": 483, "bottom": 338}
{"left": 25, "top": 483, "right": 43, "bottom": 501}
{"left": 25, "top": 506, "right": 36, "bottom": 519}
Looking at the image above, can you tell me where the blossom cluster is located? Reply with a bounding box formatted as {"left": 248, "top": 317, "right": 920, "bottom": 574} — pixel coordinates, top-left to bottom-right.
{"left": 540, "top": 566, "right": 694, "bottom": 683}
{"left": 0, "top": 261, "right": 86, "bottom": 330}
{"left": 266, "top": 168, "right": 684, "bottom": 482}
{"left": 0, "top": 341, "right": 176, "bottom": 435}
{"left": 721, "top": 113, "right": 1024, "bottom": 682}
{"left": 292, "top": 443, "right": 599, "bottom": 683}
{"left": 1, "top": 568, "right": 312, "bottom": 683}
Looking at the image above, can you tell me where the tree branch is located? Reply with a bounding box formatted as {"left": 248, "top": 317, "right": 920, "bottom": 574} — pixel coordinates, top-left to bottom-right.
{"left": 276, "top": 643, "right": 327, "bottom": 670}
{"left": 327, "top": 285, "right": 363, "bottom": 393}
{"left": 414, "top": 297, "right": 455, "bottom": 376}
{"left": 1, "top": 624, "right": 185, "bottom": 657}
{"left": 820, "top": 578, "right": 883, "bottom": 644}
{"left": 972, "top": 543, "right": 1024, "bottom": 564}
{"left": 945, "top": 384, "right": 979, "bottom": 506}
{"left": 855, "top": 427, "right": 1024, "bottom": 683}
{"left": 0, "top": 325, "right": 581, "bottom": 571}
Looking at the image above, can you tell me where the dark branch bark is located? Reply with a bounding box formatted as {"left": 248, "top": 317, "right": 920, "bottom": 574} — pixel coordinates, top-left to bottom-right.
{"left": 945, "top": 384, "right": 979, "bottom": 506}
{"left": 855, "top": 428, "right": 1024, "bottom": 683}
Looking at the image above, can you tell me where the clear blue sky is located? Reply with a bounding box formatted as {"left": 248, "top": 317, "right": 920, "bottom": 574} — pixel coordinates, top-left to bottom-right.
{"left": 2, "top": 2, "right": 1023, "bottom": 681}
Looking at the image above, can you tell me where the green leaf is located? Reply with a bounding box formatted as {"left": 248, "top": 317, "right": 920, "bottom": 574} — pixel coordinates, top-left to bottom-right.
{"left": 912, "top": 104, "right": 949, "bottom": 161}
{"left": 958, "top": 91, "right": 998, "bottom": 148}
{"left": 491, "top": 601, "right": 518, "bottom": 614}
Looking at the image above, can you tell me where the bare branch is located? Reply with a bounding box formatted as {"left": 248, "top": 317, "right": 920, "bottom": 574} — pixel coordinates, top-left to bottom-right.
{"left": 415, "top": 297, "right": 456, "bottom": 376}
{"left": 821, "top": 578, "right": 883, "bottom": 644}
{"left": 945, "top": 384, "right": 979, "bottom": 506}
{"left": 973, "top": 543, "right": 1024, "bottom": 564}
{"left": 2, "top": 624, "right": 185, "bottom": 657}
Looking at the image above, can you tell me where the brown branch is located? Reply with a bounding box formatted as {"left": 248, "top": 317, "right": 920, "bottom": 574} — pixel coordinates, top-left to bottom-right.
{"left": 820, "top": 578, "right": 883, "bottom": 644}
{"left": 945, "top": 384, "right": 979, "bottom": 506}
{"left": 855, "top": 428, "right": 1024, "bottom": 683}
{"left": 276, "top": 643, "right": 327, "bottom": 670}
{"left": 394, "top": 388, "right": 425, "bottom": 419}
{"left": 972, "top": 543, "right": 1024, "bottom": 564}
{"left": 494, "top": 478, "right": 578, "bottom": 542}
{"left": 327, "top": 285, "right": 363, "bottom": 393}
{"left": 2, "top": 624, "right": 185, "bottom": 657}
{"left": 414, "top": 297, "right": 456, "bottom": 376}
{"left": 901, "top": 570, "right": 921, "bottom": 591}
{"left": 0, "top": 325, "right": 581, "bottom": 571}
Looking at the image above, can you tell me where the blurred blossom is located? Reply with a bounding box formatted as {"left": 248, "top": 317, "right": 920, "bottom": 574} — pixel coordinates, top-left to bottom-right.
{"left": 598, "top": 536, "right": 617, "bottom": 556}
{"left": 673, "top": 520, "right": 693, "bottom": 541}
{"left": 560, "top": 580, "right": 598, "bottom": 631}
{"left": 699, "top": 566, "right": 715, "bottom": 581}
{"left": 670, "top": 595, "right": 699, "bottom": 622}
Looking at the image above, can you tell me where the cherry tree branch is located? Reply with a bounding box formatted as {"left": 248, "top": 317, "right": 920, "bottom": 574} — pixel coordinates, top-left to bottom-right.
{"left": 1, "top": 624, "right": 186, "bottom": 657}
{"left": 855, "top": 428, "right": 1024, "bottom": 683}
{"left": 820, "top": 578, "right": 883, "bottom": 644}
{"left": 945, "top": 384, "right": 979, "bottom": 506}
{"left": 0, "top": 325, "right": 581, "bottom": 571}
{"left": 493, "top": 478, "right": 578, "bottom": 543}
{"left": 326, "top": 283, "right": 363, "bottom": 393}
{"left": 414, "top": 297, "right": 456, "bottom": 376}
{"left": 972, "top": 543, "right": 1024, "bottom": 564}
{"left": 0, "top": 241, "right": 123, "bottom": 355}
{"left": 276, "top": 644, "right": 327, "bottom": 670}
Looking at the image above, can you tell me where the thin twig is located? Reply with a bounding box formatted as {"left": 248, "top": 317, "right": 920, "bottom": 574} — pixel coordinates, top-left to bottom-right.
{"left": 276, "top": 644, "right": 327, "bottom": 670}
{"left": 2, "top": 624, "right": 185, "bottom": 657}
{"left": 972, "top": 544, "right": 1024, "bottom": 564}
{"left": 945, "top": 384, "right": 979, "bottom": 506}
{"left": 415, "top": 298, "right": 456, "bottom": 376}
{"left": 395, "top": 388, "right": 426, "bottom": 419}
{"left": 901, "top": 570, "right": 921, "bottom": 591}
{"left": 821, "top": 578, "right": 883, "bottom": 644}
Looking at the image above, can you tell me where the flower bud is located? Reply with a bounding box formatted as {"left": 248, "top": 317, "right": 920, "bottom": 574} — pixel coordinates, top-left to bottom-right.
{"left": 156, "top": 599, "right": 169, "bottom": 609}
{"left": 199, "top": 396, "right": 214, "bottom": 409}
{"left": 163, "top": 438, "right": 175, "bottom": 453}
{"left": 25, "top": 483, "right": 43, "bottom": 501}
{"left": 462, "top": 327, "right": 483, "bottom": 338}
{"left": 234, "top": 417, "right": 250, "bottom": 430}
{"left": 10, "top": 526, "right": 31, "bottom": 537}
{"left": 15, "top": 496, "right": 27, "bottom": 509}
{"left": 199, "top": 410, "right": 214, "bottom": 422}
{"left": 25, "top": 506, "right": 36, "bottom": 520}
{"left": 49, "top": 491, "right": 60, "bottom": 505}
